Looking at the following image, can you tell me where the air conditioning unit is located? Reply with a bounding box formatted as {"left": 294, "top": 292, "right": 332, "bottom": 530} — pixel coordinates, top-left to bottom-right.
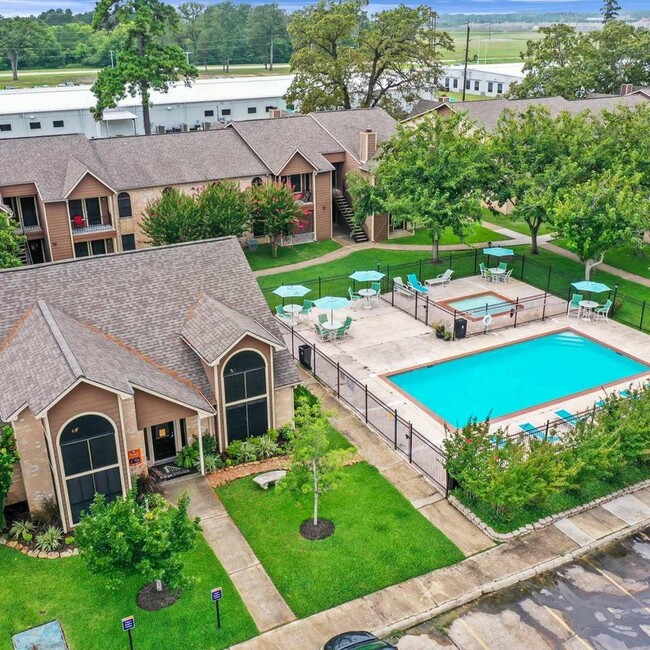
{"left": 180, "top": 122, "right": 188, "bottom": 132}
{"left": 269, "top": 109, "right": 283, "bottom": 118}
{"left": 202, "top": 121, "right": 212, "bottom": 131}
{"left": 156, "top": 124, "right": 165, "bottom": 134}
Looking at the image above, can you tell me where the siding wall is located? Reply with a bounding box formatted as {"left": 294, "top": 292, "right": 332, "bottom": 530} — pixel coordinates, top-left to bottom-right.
{"left": 279, "top": 152, "right": 315, "bottom": 176}
{"left": 314, "top": 171, "right": 333, "bottom": 241}
{"left": 133, "top": 389, "right": 196, "bottom": 430}
{"left": 67, "top": 174, "right": 112, "bottom": 200}
{"left": 0, "top": 183, "right": 38, "bottom": 198}
{"left": 44, "top": 201, "right": 73, "bottom": 260}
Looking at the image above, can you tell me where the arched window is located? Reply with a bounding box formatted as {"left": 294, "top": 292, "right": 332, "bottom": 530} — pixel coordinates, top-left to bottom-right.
{"left": 59, "top": 414, "right": 123, "bottom": 524}
{"left": 117, "top": 192, "right": 132, "bottom": 218}
{"left": 223, "top": 350, "right": 268, "bottom": 443}
{"left": 251, "top": 177, "right": 263, "bottom": 187}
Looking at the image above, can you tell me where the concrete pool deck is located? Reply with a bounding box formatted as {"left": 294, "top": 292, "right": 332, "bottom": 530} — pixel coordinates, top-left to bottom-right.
{"left": 283, "top": 275, "right": 650, "bottom": 445}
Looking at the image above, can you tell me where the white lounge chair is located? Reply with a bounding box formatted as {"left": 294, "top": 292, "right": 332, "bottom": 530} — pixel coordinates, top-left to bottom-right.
{"left": 425, "top": 269, "right": 454, "bottom": 288}
{"left": 393, "top": 277, "right": 414, "bottom": 298}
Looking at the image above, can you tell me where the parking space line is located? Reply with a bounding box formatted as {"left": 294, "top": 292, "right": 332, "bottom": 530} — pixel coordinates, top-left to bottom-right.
{"left": 543, "top": 606, "right": 594, "bottom": 650}
{"left": 458, "top": 618, "right": 491, "bottom": 650}
{"left": 585, "top": 559, "right": 650, "bottom": 615}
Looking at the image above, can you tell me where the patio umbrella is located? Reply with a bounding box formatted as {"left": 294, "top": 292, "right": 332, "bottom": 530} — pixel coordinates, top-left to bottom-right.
{"left": 273, "top": 284, "right": 311, "bottom": 305}
{"left": 571, "top": 281, "right": 610, "bottom": 293}
{"left": 349, "top": 270, "right": 385, "bottom": 282}
{"left": 313, "top": 296, "right": 351, "bottom": 323}
{"left": 483, "top": 247, "right": 514, "bottom": 257}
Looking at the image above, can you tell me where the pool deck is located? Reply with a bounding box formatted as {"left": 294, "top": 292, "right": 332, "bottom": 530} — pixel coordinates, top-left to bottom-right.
{"left": 283, "top": 276, "right": 650, "bottom": 445}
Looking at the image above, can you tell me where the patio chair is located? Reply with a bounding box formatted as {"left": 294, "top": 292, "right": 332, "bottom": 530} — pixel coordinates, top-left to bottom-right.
{"left": 498, "top": 262, "right": 508, "bottom": 271}
{"left": 425, "top": 269, "right": 453, "bottom": 288}
{"left": 566, "top": 294, "right": 583, "bottom": 318}
{"left": 299, "top": 300, "right": 314, "bottom": 319}
{"left": 406, "top": 273, "right": 428, "bottom": 294}
{"left": 498, "top": 269, "right": 513, "bottom": 284}
{"left": 370, "top": 281, "right": 382, "bottom": 302}
{"left": 348, "top": 287, "right": 363, "bottom": 306}
{"left": 318, "top": 313, "right": 328, "bottom": 325}
{"left": 484, "top": 268, "right": 495, "bottom": 284}
{"left": 333, "top": 324, "right": 347, "bottom": 340}
{"left": 343, "top": 316, "right": 353, "bottom": 331}
{"left": 554, "top": 409, "right": 585, "bottom": 428}
{"left": 594, "top": 299, "right": 612, "bottom": 321}
{"left": 520, "top": 422, "right": 560, "bottom": 443}
{"left": 314, "top": 323, "right": 329, "bottom": 341}
{"left": 393, "top": 277, "right": 414, "bottom": 298}
{"left": 479, "top": 262, "right": 487, "bottom": 280}
{"left": 275, "top": 305, "right": 291, "bottom": 322}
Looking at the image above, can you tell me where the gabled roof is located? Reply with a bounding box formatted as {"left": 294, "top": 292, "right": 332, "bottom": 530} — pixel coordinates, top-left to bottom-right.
{"left": 0, "top": 301, "right": 214, "bottom": 421}
{"left": 182, "top": 293, "right": 283, "bottom": 366}
{"left": 0, "top": 238, "right": 299, "bottom": 408}
{"left": 231, "top": 115, "right": 344, "bottom": 175}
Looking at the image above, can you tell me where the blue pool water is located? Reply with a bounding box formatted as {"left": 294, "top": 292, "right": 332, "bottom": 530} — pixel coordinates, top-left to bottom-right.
{"left": 388, "top": 331, "right": 648, "bottom": 427}
{"left": 446, "top": 293, "right": 513, "bottom": 317}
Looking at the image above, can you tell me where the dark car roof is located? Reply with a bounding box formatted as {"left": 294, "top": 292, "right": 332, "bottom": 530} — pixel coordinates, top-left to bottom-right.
{"left": 323, "top": 631, "right": 395, "bottom": 650}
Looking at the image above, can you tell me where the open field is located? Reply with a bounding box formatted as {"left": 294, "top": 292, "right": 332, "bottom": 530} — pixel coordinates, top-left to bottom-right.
{"left": 444, "top": 29, "right": 543, "bottom": 64}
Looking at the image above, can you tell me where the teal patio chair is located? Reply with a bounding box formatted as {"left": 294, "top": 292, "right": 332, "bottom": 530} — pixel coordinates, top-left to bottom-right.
{"left": 275, "top": 305, "right": 291, "bottom": 322}
{"left": 300, "top": 300, "right": 314, "bottom": 319}
{"left": 479, "top": 262, "right": 487, "bottom": 280}
{"left": 314, "top": 322, "right": 328, "bottom": 341}
{"left": 348, "top": 287, "right": 362, "bottom": 306}
{"left": 318, "top": 313, "right": 328, "bottom": 325}
{"left": 370, "top": 281, "right": 382, "bottom": 302}
{"left": 343, "top": 316, "right": 353, "bottom": 331}
{"left": 498, "top": 262, "right": 508, "bottom": 271}
{"left": 594, "top": 299, "right": 612, "bottom": 321}
{"left": 566, "top": 294, "right": 583, "bottom": 318}
{"left": 406, "top": 273, "right": 428, "bottom": 294}
{"left": 333, "top": 324, "right": 347, "bottom": 340}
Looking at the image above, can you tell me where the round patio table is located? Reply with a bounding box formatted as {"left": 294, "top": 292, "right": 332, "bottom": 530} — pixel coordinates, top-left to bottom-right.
{"left": 284, "top": 304, "right": 302, "bottom": 322}
{"left": 358, "top": 288, "right": 377, "bottom": 309}
{"left": 321, "top": 320, "right": 343, "bottom": 339}
{"left": 579, "top": 300, "right": 598, "bottom": 321}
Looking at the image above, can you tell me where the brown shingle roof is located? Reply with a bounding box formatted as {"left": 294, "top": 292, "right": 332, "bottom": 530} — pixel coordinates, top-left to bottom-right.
{"left": 0, "top": 238, "right": 299, "bottom": 416}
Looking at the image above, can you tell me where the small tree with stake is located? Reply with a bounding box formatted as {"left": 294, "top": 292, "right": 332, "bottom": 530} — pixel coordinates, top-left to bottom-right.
{"left": 0, "top": 425, "right": 19, "bottom": 531}
{"left": 280, "top": 396, "right": 353, "bottom": 540}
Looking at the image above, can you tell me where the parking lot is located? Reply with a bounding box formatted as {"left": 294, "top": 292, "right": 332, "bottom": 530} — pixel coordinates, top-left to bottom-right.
{"left": 392, "top": 528, "right": 650, "bottom": 650}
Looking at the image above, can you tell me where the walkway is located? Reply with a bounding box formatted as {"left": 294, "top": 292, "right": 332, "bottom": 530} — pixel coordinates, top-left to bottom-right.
{"left": 231, "top": 486, "right": 650, "bottom": 649}
{"left": 161, "top": 475, "right": 295, "bottom": 632}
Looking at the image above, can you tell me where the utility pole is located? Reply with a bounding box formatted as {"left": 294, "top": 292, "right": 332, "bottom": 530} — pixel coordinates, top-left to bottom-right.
{"left": 269, "top": 35, "right": 274, "bottom": 71}
{"left": 110, "top": 50, "right": 115, "bottom": 68}
{"left": 462, "top": 21, "right": 470, "bottom": 102}
{"left": 184, "top": 51, "right": 192, "bottom": 65}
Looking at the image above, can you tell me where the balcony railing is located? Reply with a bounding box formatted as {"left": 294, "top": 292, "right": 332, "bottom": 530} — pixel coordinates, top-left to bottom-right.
{"left": 12, "top": 220, "right": 42, "bottom": 234}
{"left": 70, "top": 214, "right": 114, "bottom": 235}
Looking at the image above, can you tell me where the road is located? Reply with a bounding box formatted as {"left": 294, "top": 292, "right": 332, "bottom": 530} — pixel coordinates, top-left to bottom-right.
{"left": 392, "top": 528, "right": 650, "bottom": 650}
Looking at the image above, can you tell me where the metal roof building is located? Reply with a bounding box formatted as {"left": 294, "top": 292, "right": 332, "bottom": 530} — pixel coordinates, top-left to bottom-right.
{"left": 0, "top": 75, "right": 294, "bottom": 139}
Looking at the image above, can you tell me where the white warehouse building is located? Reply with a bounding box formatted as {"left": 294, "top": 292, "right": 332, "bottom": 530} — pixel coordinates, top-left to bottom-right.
{"left": 439, "top": 63, "right": 525, "bottom": 97}
{"left": 0, "top": 75, "right": 293, "bottom": 139}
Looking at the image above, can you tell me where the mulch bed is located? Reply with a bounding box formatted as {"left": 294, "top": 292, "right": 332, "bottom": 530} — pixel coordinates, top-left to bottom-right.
{"left": 300, "top": 518, "right": 335, "bottom": 540}
{"left": 136, "top": 581, "right": 181, "bottom": 611}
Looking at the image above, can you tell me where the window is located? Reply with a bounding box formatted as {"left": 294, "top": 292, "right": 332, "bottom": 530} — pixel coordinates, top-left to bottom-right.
{"left": 121, "top": 234, "right": 136, "bottom": 251}
{"left": 223, "top": 350, "right": 268, "bottom": 443}
{"left": 474, "top": 81, "right": 480, "bottom": 91}
{"left": 444, "top": 77, "right": 450, "bottom": 88}
{"left": 247, "top": 107, "right": 257, "bottom": 114}
{"left": 204, "top": 109, "right": 214, "bottom": 117}
{"left": 488, "top": 82, "right": 494, "bottom": 93}
{"left": 74, "top": 242, "right": 89, "bottom": 258}
{"left": 29, "top": 122, "right": 41, "bottom": 130}
{"left": 265, "top": 105, "right": 277, "bottom": 112}
{"left": 221, "top": 108, "right": 231, "bottom": 117}
{"left": 251, "top": 177, "right": 263, "bottom": 187}
{"left": 465, "top": 79, "right": 471, "bottom": 90}
{"left": 20, "top": 196, "right": 39, "bottom": 228}
{"left": 497, "top": 83, "right": 504, "bottom": 94}
{"left": 117, "top": 192, "right": 132, "bottom": 218}
{"left": 0, "top": 124, "right": 11, "bottom": 132}
{"left": 60, "top": 414, "right": 122, "bottom": 523}
{"left": 279, "top": 173, "right": 312, "bottom": 198}
{"left": 53, "top": 120, "right": 64, "bottom": 128}
{"left": 91, "top": 239, "right": 106, "bottom": 256}
{"left": 69, "top": 197, "right": 110, "bottom": 229}
{"left": 74, "top": 239, "right": 114, "bottom": 258}
{"left": 452, "top": 79, "right": 458, "bottom": 89}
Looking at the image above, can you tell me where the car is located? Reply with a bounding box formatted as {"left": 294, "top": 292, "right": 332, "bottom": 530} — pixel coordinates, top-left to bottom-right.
{"left": 322, "top": 631, "right": 397, "bottom": 650}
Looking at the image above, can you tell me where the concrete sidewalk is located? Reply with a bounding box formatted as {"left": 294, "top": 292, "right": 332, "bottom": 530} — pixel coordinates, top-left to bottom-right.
{"left": 161, "top": 475, "right": 295, "bottom": 632}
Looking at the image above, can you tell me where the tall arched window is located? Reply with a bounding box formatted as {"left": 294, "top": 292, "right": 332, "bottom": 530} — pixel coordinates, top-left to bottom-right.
{"left": 59, "top": 414, "right": 123, "bottom": 524}
{"left": 223, "top": 350, "right": 268, "bottom": 443}
{"left": 117, "top": 192, "right": 132, "bottom": 218}
{"left": 251, "top": 177, "right": 263, "bottom": 187}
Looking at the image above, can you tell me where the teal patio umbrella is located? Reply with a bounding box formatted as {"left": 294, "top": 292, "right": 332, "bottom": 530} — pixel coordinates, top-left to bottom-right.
{"left": 313, "top": 296, "right": 351, "bottom": 323}
{"left": 483, "top": 247, "right": 514, "bottom": 257}
{"left": 349, "top": 270, "right": 385, "bottom": 282}
{"left": 571, "top": 281, "right": 610, "bottom": 294}
{"left": 273, "top": 284, "right": 311, "bottom": 305}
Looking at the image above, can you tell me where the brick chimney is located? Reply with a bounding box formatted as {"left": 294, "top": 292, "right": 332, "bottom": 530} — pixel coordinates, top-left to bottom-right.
{"left": 359, "top": 128, "right": 377, "bottom": 164}
{"left": 438, "top": 95, "right": 450, "bottom": 104}
{"left": 620, "top": 83, "right": 634, "bottom": 96}
{"left": 269, "top": 108, "right": 283, "bottom": 118}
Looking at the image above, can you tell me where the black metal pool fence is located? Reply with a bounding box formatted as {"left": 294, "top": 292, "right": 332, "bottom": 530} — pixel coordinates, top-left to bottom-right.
{"left": 262, "top": 249, "right": 650, "bottom": 334}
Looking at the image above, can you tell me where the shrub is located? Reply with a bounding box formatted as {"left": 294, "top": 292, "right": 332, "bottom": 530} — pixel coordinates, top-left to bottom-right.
{"left": 64, "top": 536, "right": 75, "bottom": 546}
{"left": 32, "top": 494, "right": 61, "bottom": 528}
{"left": 294, "top": 385, "right": 319, "bottom": 408}
{"left": 250, "top": 435, "right": 281, "bottom": 459}
{"left": 176, "top": 444, "right": 200, "bottom": 469}
{"left": 9, "top": 519, "right": 35, "bottom": 542}
{"left": 202, "top": 434, "right": 218, "bottom": 457}
{"left": 198, "top": 454, "right": 224, "bottom": 473}
{"left": 0, "top": 425, "right": 20, "bottom": 530}
{"left": 35, "top": 526, "right": 63, "bottom": 552}
{"left": 23, "top": 532, "right": 33, "bottom": 543}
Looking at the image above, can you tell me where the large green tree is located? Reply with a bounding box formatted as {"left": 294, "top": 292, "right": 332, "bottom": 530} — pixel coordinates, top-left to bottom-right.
{"left": 286, "top": 0, "right": 452, "bottom": 116}
{"left": 0, "top": 210, "right": 25, "bottom": 268}
{"left": 91, "top": 0, "right": 198, "bottom": 135}
{"left": 0, "top": 18, "right": 60, "bottom": 80}
{"left": 601, "top": 0, "right": 621, "bottom": 22}
{"left": 0, "top": 425, "right": 19, "bottom": 531}
{"left": 247, "top": 3, "right": 288, "bottom": 71}
{"left": 200, "top": 1, "right": 250, "bottom": 72}
{"left": 177, "top": 2, "right": 205, "bottom": 57}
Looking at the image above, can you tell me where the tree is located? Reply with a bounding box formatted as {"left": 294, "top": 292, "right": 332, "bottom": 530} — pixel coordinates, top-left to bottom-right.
{"left": 0, "top": 18, "right": 58, "bottom": 80}
{"left": 91, "top": 0, "right": 198, "bottom": 135}
{"left": 551, "top": 169, "right": 650, "bottom": 280}
{"left": 0, "top": 211, "right": 25, "bottom": 268}
{"left": 486, "top": 106, "right": 589, "bottom": 254}
{"left": 248, "top": 182, "right": 302, "bottom": 257}
{"left": 601, "top": 0, "right": 621, "bottom": 22}
{"left": 0, "top": 425, "right": 19, "bottom": 531}
{"left": 246, "top": 3, "right": 288, "bottom": 71}
{"left": 141, "top": 188, "right": 202, "bottom": 245}
{"left": 280, "top": 395, "right": 353, "bottom": 534}
{"left": 177, "top": 2, "right": 205, "bottom": 56}
{"left": 197, "top": 181, "right": 251, "bottom": 239}
{"left": 286, "top": 0, "right": 452, "bottom": 116}
{"left": 75, "top": 489, "right": 200, "bottom": 591}
{"left": 353, "top": 113, "right": 487, "bottom": 261}
{"left": 201, "top": 1, "right": 250, "bottom": 72}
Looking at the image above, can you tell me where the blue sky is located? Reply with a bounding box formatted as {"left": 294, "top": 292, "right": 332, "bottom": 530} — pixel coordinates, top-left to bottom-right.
{"left": 1, "top": 0, "right": 648, "bottom": 17}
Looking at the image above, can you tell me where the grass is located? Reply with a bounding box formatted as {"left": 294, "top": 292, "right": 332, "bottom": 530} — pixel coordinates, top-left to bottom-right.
{"left": 1, "top": 72, "right": 98, "bottom": 89}
{"left": 482, "top": 212, "right": 552, "bottom": 237}
{"left": 444, "top": 29, "right": 543, "bottom": 65}
{"left": 0, "top": 534, "right": 257, "bottom": 650}
{"left": 244, "top": 240, "right": 341, "bottom": 271}
{"left": 217, "top": 462, "right": 463, "bottom": 619}
{"left": 552, "top": 240, "right": 650, "bottom": 281}
{"left": 382, "top": 224, "right": 510, "bottom": 246}
{"left": 455, "top": 463, "right": 650, "bottom": 534}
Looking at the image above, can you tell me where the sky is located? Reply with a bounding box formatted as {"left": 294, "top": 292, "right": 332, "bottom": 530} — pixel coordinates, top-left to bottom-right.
{"left": 0, "top": 0, "right": 648, "bottom": 17}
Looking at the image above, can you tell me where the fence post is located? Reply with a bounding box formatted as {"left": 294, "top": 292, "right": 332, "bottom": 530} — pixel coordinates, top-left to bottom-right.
{"left": 318, "top": 276, "right": 322, "bottom": 298}
{"left": 520, "top": 255, "right": 526, "bottom": 280}
{"left": 425, "top": 296, "right": 429, "bottom": 326}
{"left": 513, "top": 297, "right": 519, "bottom": 327}
{"left": 414, "top": 291, "right": 419, "bottom": 321}
{"left": 542, "top": 292, "right": 547, "bottom": 321}
{"left": 365, "top": 385, "right": 368, "bottom": 423}
{"left": 611, "top": 284, "right": 619, "bottom": 317}
{"left": 408, "top": 423, "right": 413, "bottom": 462}
{"left": 394, "top": 408, "right": 398, "bottom": 450}
{"left": 452, "top": 310, "right": 457, "bottom": 341}
{"left": 640, "top": 300, "right": 646, "bottom": 331}
{"left": 336, "top": 362, "right": 340, "bottom": 398}
{"left": 474, "top": 248, "right": 478, "bottom": 275}
{"left": 391, "top": 283, "right": 395, "bottom": 306}
{"left": 546, "top": 264, "right": 552, "bottom": 293}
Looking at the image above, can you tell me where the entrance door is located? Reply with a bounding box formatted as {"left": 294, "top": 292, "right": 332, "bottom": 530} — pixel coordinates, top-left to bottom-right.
{"left": 151, "top": 421, "right": 177, "bottom": 462}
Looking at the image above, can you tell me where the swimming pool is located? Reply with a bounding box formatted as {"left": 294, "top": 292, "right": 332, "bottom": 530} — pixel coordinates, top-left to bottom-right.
{"left": 387, "top": 330, "right": 648, "bottom": 428}
{"left": 437, "top": 291, "right": 516, "bottom": 319}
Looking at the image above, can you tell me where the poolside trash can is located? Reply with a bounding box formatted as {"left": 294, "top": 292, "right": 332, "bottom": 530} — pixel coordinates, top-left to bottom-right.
{"left": 454, "top": 317, "right": 468, "bottom": 340}
{"left": 299, "top": 344, "right": 312, "bottom": 370}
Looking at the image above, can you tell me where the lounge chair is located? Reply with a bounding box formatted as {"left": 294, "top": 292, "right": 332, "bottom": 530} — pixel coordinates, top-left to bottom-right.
{"left": 275, "top": 305, "right": 291, "bottom": 322}
{"left": 314, "top": 323, "right": 328, "bottom": 341}
{"left": 370, "top": 281, "right": 382, "bottom": 302}
{"left": 520, "top": 422, "right": 560, "bottom": 443}
{"left": 406, "top": 273, "right": 428, "bottom": 294}
{"left": 348, "top": 287, "right": 362, "bottom": 306}
{"left": 566, "top": 294, "right": 583, "bottom": 318}
{"left": 498, "top": 262, "right": 508, "bottom": 271}
{"left": 555, "top": 409, "right": 585, "bottom": 428}
{"left": 594, "top": 299, "right": 612, "bottom": 321}
{"left": 425, "top": 269, "right": 453, "bottom": 288}
{"left": 299, "top": 300, "right": 314, "bottom": 319}
{"left": 394, "top": 277, "right": 414, "bottom": 298}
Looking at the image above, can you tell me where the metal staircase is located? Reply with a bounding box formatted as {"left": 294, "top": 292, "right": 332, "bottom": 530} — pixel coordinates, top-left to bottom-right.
{"left": 333, "top": 192, "right": 369, "bottom": 243}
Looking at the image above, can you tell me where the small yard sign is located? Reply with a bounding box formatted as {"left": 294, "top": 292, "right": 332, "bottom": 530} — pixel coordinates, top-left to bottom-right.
{"left": 121, "top": 616, "right": 135, "bottom": 632}
{"left": 211, "top": 587, "right": 223, "bottom": 630}
{"left": 128, "top": 449, "right": 142, "bottom": 466}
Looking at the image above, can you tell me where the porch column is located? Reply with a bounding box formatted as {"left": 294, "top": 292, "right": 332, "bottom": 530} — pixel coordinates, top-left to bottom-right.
{"left": 196, "top": 413, "right": 205, "bottom": 475}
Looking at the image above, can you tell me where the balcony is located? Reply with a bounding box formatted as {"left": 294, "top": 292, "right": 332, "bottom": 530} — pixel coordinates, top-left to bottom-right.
{"left": 70, "top": 213, "right": 115, "bottom": 236}
{"left": 12, "top": 219, "right": 42, "bottom": 236}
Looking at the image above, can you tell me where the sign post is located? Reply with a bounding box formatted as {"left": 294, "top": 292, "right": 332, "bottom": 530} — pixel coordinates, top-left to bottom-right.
{"left": 211, "top": 587, "right": 223, "bottom": 631}
{"left": 122, "top": 615, "right": 135, "bottom": 650}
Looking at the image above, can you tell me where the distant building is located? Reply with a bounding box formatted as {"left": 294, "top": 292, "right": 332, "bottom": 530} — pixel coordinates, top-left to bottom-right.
{"left": 0, "top": 76, "right": 294, "bottom": 139}
{"left": 437, "top": 63, "right": 525, "bottom": 98}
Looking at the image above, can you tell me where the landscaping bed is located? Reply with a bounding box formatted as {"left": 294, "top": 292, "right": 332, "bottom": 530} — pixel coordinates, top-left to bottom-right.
{"left": 217, "top": 461, "right": 463, "bottom": 619}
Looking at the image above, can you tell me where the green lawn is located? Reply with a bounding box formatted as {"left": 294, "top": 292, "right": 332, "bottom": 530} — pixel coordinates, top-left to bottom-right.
{"left": 482, "top": 212, "right": 552, "bottom": 237}
{"left": 244, "top": 240, "right": 342, "bottom": 271}
{"left": 217, "top": 462, "right": 463, "bottom": 619}
{"left": 553, "top": 240, "right": 650, "bottom": 281}
{"left": 382, "top": 224, "right": 510, "bottom": 246}
{"left": 0, "top": 534, "right": 257, "bottom": 650}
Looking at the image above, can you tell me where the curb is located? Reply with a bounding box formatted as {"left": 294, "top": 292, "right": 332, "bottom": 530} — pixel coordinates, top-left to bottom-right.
{"left": 373, "top": 514, "right": 650, "bottom": 639}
